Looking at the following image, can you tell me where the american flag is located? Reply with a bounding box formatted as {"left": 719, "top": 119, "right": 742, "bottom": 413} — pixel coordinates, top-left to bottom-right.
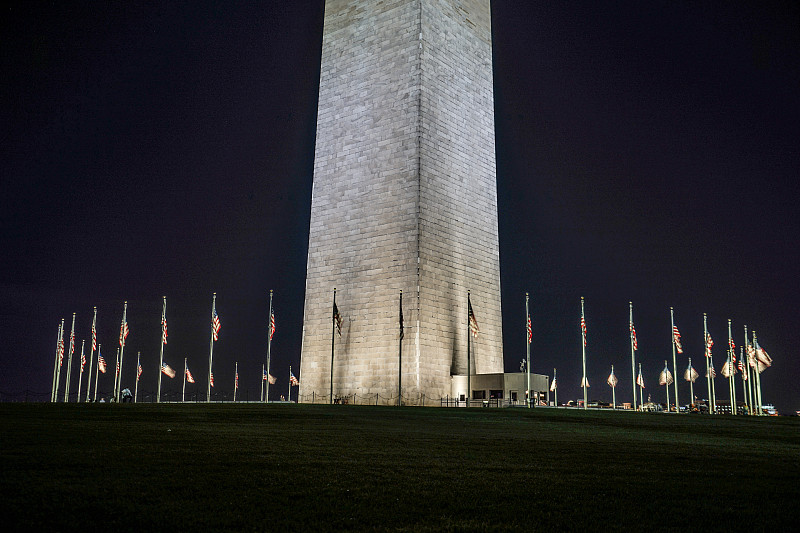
{"left": 684, "top": 364, "right": 699, "bottom": 383}
{"left": 270, "top": 310, "right": 276, "bottom": 340}
{"left": 98, "top": 354, "right": 107, "bottom": 373}
{"left": 705, "top": 333, "right": 714, "bottom": 358}
{"left": 747, "top": 344, "right": 757, "bottom": 368}
{"left": 161, "top": 363, "right": 176, "bottom": 378}
{"left": 333, "top": 302, "right": 342, "bottom": 337}
{"left": 607, "top": 371, "right": 618, "bottom": 388}
{"left": 91, "top": 322, "right": 97, "bottom": 351}
{"left": 636, "top": 369, "right": 645, "bottom": 388}
{"left": 738, "top": 359, "right": 747, "bottom": 380}
{"left": 729, "top": 337, "right": 736, "bottom": 362}
{"left": 119, "top": 320, "right": 129, "bottom": 347}
{"left": 706, "top": 366, "right": 716, "bottom": 378}
{"left": 210, "top": 372, "right": 215, "bottom": 387}
{"left": 115, "top": 360, "right": 120, "bottom": 378}
{"left": 211, "top": 309, "right": 221, "bottom": 341}
{"left": 629, "top": 320, "right": 638, "bottom": 351}
{"left": 756, "top": 347, "right": 773, "bottom": 368}
{"left": 581, "top": 376, "right": 590, "bottom": 388}
{"left": 526, "top": 314, "right": 532, "bottom": 344}
{"left": 289, "top": 371, "right": 299, "bottom": 386}
{"left": 137, "top": 364, "right": 143, "bottom": 380}
{"left": 162, "top": 315, "right": 168, "bottom": 345}
{"left": 69, "top": 330, "right": 75, "bottom": 356}
{"left": 550, "top": 377, "right": 557, "bottom": 391}
{"left": 659, "top": 364, "right": 674, "bottom": 386}
{"left": 672, "top": 326, "right": 683, "bottom": 353}
{"left": 263, "top": 369, "right": 276, "bottom": 384}
{"left": 468, "top": 298, "right": 479, "bottom": 338}
{"left": 58, "top": 339, "right": 64, "bottom": 367}
{"left": 185, "top": 366, "right": 195, "bottom": 383}
{"left": 81, "top": 351, "right": 86, "bottom": 371}
{"left": 581, "top": 316, "right": 587, "bottom": 347}
{"left": 235, "top": 370, "right": 239, "bottom": 390}
{"left": 720, "top": 360, "right": 734, "bottom": 378}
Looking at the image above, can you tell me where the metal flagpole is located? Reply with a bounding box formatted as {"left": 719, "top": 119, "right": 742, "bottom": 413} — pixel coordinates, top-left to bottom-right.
{"left": 134, "top": 351, "right": 140, "bottom": 403}
{"left": 752, "top": 331, "right": 763, "bottom": 415}
{"left": 55, "top": 319, "right": 65, "bottom": 401}
{"left": 740, "top": 346, "right": 747, "bottom": 415}
{"left": 611, "top": 365, "right": 616, "bottom": 409}
{"left": 64, "top": 313, "right": 76, "bottom": 403}
{"left": 331, "top": 288, "right": 336, "bottom": 405}
{"left": 266, "top": 290, "right": 274, "bottom": 403}
{"left": 113, "top": 347, "right": 120, "bottom": 401}
{"left": 727, "top": 319, "right": 735, "bottom": 415}
{"left": 467, "top": 291, "right": 472, "bottom": 408}
{"left": 553, "top": 368, "right": 557, "bottom": 407}
{"left": 93, "top": 343, "right": 102, "bottom": 402}
{"left": 85, "top": 307, "right": 97, "bottom": 402}
{"left": 704, "top": 313, "right": 712, "bottom": 414}
{"left": 710, "top": 357, "right": 717, "bottom": 414}
{"left": 629, "top": 302, "right": 637, "bottom": 411}
{"left": 183, "top": 357, "right": 187, "bottom": 402}
{"left": 744, "top": 325, "right": 753, "bottom": 415}
{"left": 664, "top": 361, "right": 670, "bottom": 409}
{"left": 288, "top": 365, "right": 292, "bottom": 403}
{"left": 158, "top": 296, "right": 166, "bottom": 403}
{"left": 76, "top": 340, "right": 85, "bottom": 402}
{"left": 261, "top": 363, "right": 265, "bottom": 402}
{"left": 581, "top": 297, "right": 587, "bottom": 410}
{"left": 398, "top": 290, "right": 403, "bottom": 407}
{"left": 670, "top": 308, "right": 679, "bottom": 411}
{"left": 117, "top": 302, "right": 128, "bottom": 403}
{"left": 526, "top": 293, "right": 531, "bottom": 408}
{"left": 207, "top": 293, "right": 217, "bottom": 402}
{"left": 51, "top": 320, "right": 63, "bottom": 402}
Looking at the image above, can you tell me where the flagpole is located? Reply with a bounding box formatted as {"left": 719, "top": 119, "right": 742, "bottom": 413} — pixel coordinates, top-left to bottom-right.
{"left": 629, "top": 302, "right": 636, "bottom": 411}
{"left": 727, "top": 319, "right": 735, "bottom": 415}
{"left": 158, "top": 296, "right": 166, "bottom": 403}
{"left": 611, "top": 365, "right": 616, "bottom": 409}
{"left": 581, "top": 297, "right": 587, "bottom": 410}
{"left": 208, "top": 293, "right": 216, "bottom": 403}
{"left": 638, "top": 363, "right": 644, "bottom": 407}
{"left": 93, "top": 343, "right": 102, "bottom": 402}
{"left": 704, "top": 313, "right": 712, "bottom": 414}
{"left": 740, "top": 346, "right": 748, "bottom": 415}
{"left": 261, "top": 363, "right": 265, "bottom": 402}
{"left": 266, "top": 290, "right": 274, "bottom": 403}
{"left": 76, "top": 340, "right": 85, "bottom": 402}
{"left": 752, "top": 331, "right": 763, "bottom": 415}
{"left": 553, "top": 368, "right": 557, "bottom": 407}
{"left": 467, "top": 291, "right": 472, "bottom": 408}
{"left": 233, "top": 361, "right": 238, "bottom": 402}
{"left": 64, "top": 313, "right": 76, "bottom": 403}
{"left": 398, "top": 290, "right": 403, "bottom": 407}
{"left": 710, "top": 357, "right": 717, "bottom": 414}
{"left": 85, "top": 307, "right": 97, "bottom": 402}
{"left": 526, "top": 292, "right": 531, "bottom": 408}
{"left": 288, "top": 365, "right": 292, "bottom": 403}
{"left": 670, "top": 308, "right": 679, "bottom": 412}
{"left": 744, "top": 325, "right": 753, "bottom": 415}
{"left": 134, "top": 351, "right": 140, "bottom": 403}
{"left": 51, "top": 320, "right": 63, "bottom": 402}
{"left": 113, "top": 347, "right": 120, "bottom": 401}
{"left": 664, "top": 360, "right": 670, "bottom": 409}
{"left": 183, "top": 357, "right": 187, "bottom": 403}
{"left": 117, "top": 302, "right": 128, "bottom": 403}
{"left": 331, "top": 288, "right": 336, "bottom": 405}
{"left": 688, "top": 358, "right": 694, "bottom": 407}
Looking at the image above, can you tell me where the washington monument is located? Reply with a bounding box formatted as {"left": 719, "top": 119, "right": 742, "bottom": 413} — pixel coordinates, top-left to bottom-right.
{"left": 299, "top": 0, "right": 503, "bottom": 404}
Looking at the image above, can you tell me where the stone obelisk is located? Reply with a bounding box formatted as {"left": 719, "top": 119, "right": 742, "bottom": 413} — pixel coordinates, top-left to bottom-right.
{"left": 300, "top": 0, "right": 503, "bottom": 405}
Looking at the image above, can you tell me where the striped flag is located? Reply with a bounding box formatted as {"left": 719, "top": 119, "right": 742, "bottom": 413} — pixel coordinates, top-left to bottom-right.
{"left": 659, "top": 364, "right": 674, "bottom": 386}
{"left": 333, "top": 302, "right": 342, "bottom": 337}
{"left": 69, "top": 330, "right": 75, "bottom": 356}
{"left": 58, "top": 339, "right": 64, "bottom": 366}
{"left": 290, "top": 371, "right": 299, "bottom": 386}
{"left": 747, "top": 344, "right": 757, "bottom": 368}
{"left": 81, "top": 351, "right": 86, "bottom": 371}
{"left": 581, "top": 316, "right": 587, "bottom": 347}
{"left": 706, "top": 366, "right": 716, "bottom": 378}
{"left": 468, "top": 299, "right": 479, "bottom": 338}
{"left": 684, "top": 363, "right": 699, "bottom": 382}
{"left": 162, "top": 315, "right": 168, "bottom": 345}
{"left": 756, "top": 347, "right": 773, "bottom": 368}
{"left": 235, "top": 369, "right": 239, "bottom": 390}
{"left": 629, "top": 320, "right": 638, "bottom": 351}
{"left": 672, "top": 326, "right": 683, "bottom": 353}
{"left": 98, "top": 354, "right": 107, "bottom": 373}
{"left": 211, "top": 309, "right": 221, "bottom": 341}
{"left": 92, "top": 322, "right": 97, "bottom": 351}
{"left": 263, "top": 369, "right": 276, "bottom": 384}
{"left": 527, "top": 314, "right": 532, "bottom": 344}
{"left": 161, "top": 363, "right": 176, "bottom": 378}
{"left": 119, "top": 320, "right": 129, "bottom": 347}
{"left": 607, "top": 370, "right": 618, "bottom": 388}
{"left": 137, "top": 364, "right": 143, "bottom": 380}
{"left": 636, "top": 369, "right": 645, "bottom": 388}
{"left": 210, "top": 372, "right": 215, "bottom": 387}
{"left": 729, "top": 337, "right": 736, "bottom": 361}
{"left": 705, "top": 333, "right": 714, "bottom": 358}
{"left": 185, "top": 366, "right": 195, "bottom": 384}
{"left": 270, "top": 310, "right": 276, "bottom": 341}
{"left": 738, "top": 359, "right": 747, "bottom": 380}
{"left": 550, "top": 377, "right": 557, "bottom": 391}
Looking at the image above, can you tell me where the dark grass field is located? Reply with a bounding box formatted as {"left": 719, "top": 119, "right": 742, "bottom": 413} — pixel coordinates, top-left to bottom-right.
{"left": 1, "top": 404, "right": 798, "bottom": 531}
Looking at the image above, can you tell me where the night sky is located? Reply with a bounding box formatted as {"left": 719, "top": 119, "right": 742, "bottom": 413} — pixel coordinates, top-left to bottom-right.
{"left": 2, "top": 1, "right": 798, "bottom": 412}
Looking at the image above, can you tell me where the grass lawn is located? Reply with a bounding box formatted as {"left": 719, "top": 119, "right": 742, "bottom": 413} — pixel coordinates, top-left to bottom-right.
{"left": 1, "top": 403, "right": 798, "bottom": 531}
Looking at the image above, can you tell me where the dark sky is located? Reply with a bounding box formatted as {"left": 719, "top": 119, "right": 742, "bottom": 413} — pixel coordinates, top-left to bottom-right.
{"left": 2, "top": 1, "right": 798, "bottom": 412}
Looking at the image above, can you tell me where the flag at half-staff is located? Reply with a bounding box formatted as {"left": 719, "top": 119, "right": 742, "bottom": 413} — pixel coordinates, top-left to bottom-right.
{"left": 134, "top": 352, "right": 142, "bottom": 403}
{"left": 51, "top": 319, "right": 65, "bottom": 403}
{"left": 467, "top": 291, "right": 479, "bottom": 407}
{"left": 97, "top": 352, "right": 107, "bottom": 374}
{"left": 185, "top": 365, "right": 195, "bottom": 383}
{"left": 264, "top": 368, "right": 276, "bottom": 384}
{"left": 607, "top": 365, "right": 618, "bottom": 409}
{"left": 684, "top": 358, "right": 699, "bottom": 406}
{"left": 161, "top": 362, "right": 176, "bottom": 378}
{"left": 233, "top": 362, "right": 239, "bottom": 402}
{"left": 116, "top": 302, "right": 129, "bottom": 402}
{"left": 330, "top": 288, "right": 342, "bottom": 404}
{"left": 85, "top": 307, "right": 97, "bottom": 402}
{"left": 264, "top": 290, "right": 275, "bottom": 403}
{"left": 288, "top": 366, "right": 299, "bottom": 403}
{"left": 77, "top": 340, "right": 86, "bottom": 402}
{"left": 659, "top": 360, "right": 674, "bottom": 409}
{"left": 183, "top": 358, "right": 194, "bottom": 402}
{"left": 628, "top": 302, "right": 637, "bottom": 411}
{"left": 636, "top": 363, "right": 645, "bottom": 408}
{"left": 550, "top": 368, "right": 557, "bottom": 407}
{"left": 158, "top": 296, "right": 168, "bottom": 404}
{"left": 720, "top": 358, "right": 735, "bottom": 378}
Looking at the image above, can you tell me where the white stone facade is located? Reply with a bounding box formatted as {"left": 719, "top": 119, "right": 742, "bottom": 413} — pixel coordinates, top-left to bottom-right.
{"left": 300, "top": 0, "right": 503, "bottom": 404}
